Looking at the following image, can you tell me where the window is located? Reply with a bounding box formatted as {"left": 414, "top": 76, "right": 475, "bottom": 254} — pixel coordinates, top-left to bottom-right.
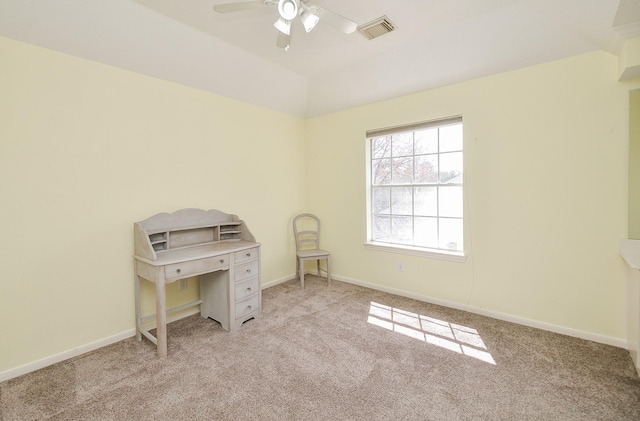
{"left": 366, "top": 116, "right": 464, "bottom": 259}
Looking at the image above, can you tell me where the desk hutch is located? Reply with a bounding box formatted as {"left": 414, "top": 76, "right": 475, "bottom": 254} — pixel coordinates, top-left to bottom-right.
{"left": 133, "top": 208, "right": 261, "bottom": 357}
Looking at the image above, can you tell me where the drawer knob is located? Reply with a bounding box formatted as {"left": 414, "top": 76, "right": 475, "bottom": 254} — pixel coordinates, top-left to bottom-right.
{"left": 246, "top": 269, "right": 251, "bottom": 273}
{"left": 220, "top": 259, "right": 224, "bottom": 264}
{"left": 247, "top": 287, "right": 252, "bottom": 292}
{"left": 246, "top": 252, "right": 251, "bottom": 257}
{"left": 247, "top": 305, "right": 252, "bottom": 309}
{"left": 176, "top": 269, "right": 181, "bottom": 274}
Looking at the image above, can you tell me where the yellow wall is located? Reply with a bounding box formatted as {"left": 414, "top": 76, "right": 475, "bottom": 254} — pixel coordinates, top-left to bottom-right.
{"left": 0, "top": 37, "right": 306, "bottom": 372}
{"left": 630, "top": 89, "right": 640, "bottom": 239}
{"left": 306, "top": 51, "right": 640, "bottom": 340}
{"left": 2, "top": 34, "right": 640, "bottom": 376}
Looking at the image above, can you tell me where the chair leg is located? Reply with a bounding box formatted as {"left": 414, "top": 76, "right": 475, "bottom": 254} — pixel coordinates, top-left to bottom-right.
{"left": 295, "top": 258, "right": 299, "bottom": 282}
{"left": 326, "top": 256, "right": 331, "bottom": 286}
{"left": 299, "top": 258, "right": 305, "bottom": 289}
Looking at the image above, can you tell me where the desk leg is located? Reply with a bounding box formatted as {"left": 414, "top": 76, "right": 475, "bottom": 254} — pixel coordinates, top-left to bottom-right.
{"left": 156, "top": 276, "right": 168, "bottom": 358}
{"left": 135, "top": 274, "right": 142, "bottom": 341}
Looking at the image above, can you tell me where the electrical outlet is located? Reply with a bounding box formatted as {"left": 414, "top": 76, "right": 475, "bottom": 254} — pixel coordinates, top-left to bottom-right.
{"left": 179, "top": 279, "right": 187, "bottom": 290}
{"left": 397, "top": 261, "right": 404, "bottom": 272}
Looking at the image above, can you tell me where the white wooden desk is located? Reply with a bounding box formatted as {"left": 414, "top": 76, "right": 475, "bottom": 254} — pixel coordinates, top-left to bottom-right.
{"left": 133, "top": 209, "right": 261, "bottom": 357}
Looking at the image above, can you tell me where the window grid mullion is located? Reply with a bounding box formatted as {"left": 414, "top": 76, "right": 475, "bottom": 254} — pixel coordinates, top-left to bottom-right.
{"left": 372, "top": 182, "right": 462, "bottom": 188}
{"left": 390, "top": 136, "right": 394, "bottom": 243}
{"left": 411, "top": 132, "right": 416, "bottom": 247}
{"left": 436, "top": 128, "right": 441, "bottom": 249}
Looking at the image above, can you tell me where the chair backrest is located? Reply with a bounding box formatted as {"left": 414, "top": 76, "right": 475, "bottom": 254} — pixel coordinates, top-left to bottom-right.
{"left": 293, "top": 213, "right": 322, "bottom": 252}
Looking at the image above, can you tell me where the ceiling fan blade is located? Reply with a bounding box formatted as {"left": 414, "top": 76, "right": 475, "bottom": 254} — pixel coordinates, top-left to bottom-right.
{"left": 315, "top": 5, "right": 357, "bottom": 34}
{"left": 213, "top": 1, "right": 269, "bottom": 14}
{"left": 276, "top": 31, "right": 292, "bottom": 50}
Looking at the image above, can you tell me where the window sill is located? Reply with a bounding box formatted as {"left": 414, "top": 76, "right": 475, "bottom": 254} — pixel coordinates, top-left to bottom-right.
{"left": 363, "top": 242, "right": 467, "bottom": 263}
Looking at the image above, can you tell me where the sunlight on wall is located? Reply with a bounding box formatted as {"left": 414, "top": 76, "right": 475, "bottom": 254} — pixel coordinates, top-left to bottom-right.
{"left": 367, "top": 302, "right": 496, "bottom": 365}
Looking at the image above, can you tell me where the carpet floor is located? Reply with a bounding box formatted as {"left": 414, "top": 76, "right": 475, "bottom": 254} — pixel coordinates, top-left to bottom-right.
{"left": 1, "top": 276, "right": 639, "bottom": 420}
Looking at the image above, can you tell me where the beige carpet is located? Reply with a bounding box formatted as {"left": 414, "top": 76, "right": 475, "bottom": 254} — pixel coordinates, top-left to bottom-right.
{"left": 1, "top": 276, "right": 639, "bottom": 420}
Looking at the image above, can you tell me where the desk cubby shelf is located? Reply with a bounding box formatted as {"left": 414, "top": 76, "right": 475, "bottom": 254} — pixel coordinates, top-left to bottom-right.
{"left": 148, "top": 232, "right": 168, "bottom": 252}
{"left": 144, "top": 223, "right": 244, "bottom": 254}
{"left": 135, "top": 211, "right": 254, "bottom": 262}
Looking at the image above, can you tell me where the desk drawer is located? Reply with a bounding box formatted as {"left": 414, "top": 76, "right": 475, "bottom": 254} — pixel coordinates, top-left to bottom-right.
{"left": 235, "top": 260, "right": 259, "bottom": 282}
{"left": 165, "top": 254, "right": 229, "bottom": 279}
{"left": 234, "top": 247, "right": 259, "bottom": 264}
{"left": 235, "top": 277, "right": 259, "bottom": 302}
{"left": 235, "top": 294, "right": 260, "bottom": 319}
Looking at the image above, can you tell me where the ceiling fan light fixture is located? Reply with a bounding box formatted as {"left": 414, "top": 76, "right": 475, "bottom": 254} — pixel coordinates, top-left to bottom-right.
{"left": 300, "top": 8, "right": 319, "bottom": 33}
{"left": 277, "top": 0, "right": 298, "bottom": 20}
{"left": 214, "top": 0, "right": 358, "bottom": 51}
{"left": 274, "top": 17, "right": 291, "bottom": 35}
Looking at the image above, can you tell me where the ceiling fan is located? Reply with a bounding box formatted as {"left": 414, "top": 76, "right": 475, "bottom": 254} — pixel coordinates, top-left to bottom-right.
{"left": 213, "top": 0, "right": 358, "bottom": 51}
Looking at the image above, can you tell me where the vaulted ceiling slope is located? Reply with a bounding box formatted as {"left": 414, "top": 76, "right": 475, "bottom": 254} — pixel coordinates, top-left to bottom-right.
{"left": 1, "top": 0, "right": 639, "bottom": 117}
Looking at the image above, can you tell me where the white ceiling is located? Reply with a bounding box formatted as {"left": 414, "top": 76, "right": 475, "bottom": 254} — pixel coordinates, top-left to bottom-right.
{"left": 1, "top": 0, "right": 639, "bottom": 117}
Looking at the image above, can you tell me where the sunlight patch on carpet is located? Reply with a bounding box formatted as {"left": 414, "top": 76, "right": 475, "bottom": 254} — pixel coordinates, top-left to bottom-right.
{"left": 367, "top": 302, "right": 496, "bottom": 365}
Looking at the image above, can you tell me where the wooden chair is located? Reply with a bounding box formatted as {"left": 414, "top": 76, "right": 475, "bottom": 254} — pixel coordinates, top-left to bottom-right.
{"left": 293, "top": 213, "right": 331, "bottom": 289}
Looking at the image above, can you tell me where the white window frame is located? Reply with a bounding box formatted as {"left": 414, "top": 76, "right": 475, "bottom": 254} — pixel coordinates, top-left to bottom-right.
{"left": 364, "top": 116, "right": 466, "bottom": 262}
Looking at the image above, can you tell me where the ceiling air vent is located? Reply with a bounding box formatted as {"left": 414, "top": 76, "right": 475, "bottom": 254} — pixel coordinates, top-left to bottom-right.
{"left": 358, "top": 16, "right": 395, "bottom": 40}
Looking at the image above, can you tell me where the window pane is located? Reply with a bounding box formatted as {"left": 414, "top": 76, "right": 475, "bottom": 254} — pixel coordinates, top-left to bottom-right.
{"left": 392, "top": 157, "right": 413, "bottom": 184}
{"left": 373, "top": 187, "right": 390, "bottom": 214}
{"left": 373, "top": 215, "right": 390, "bottom": 242}
{"left": 414, "top": 187, "right": 437, "bottom": 216}
{"left": 391, "top": 187, "right": 412, "bottom": 215}
{"left": 439, "top": 152, "right": 463, "bottom": 184}
{"left": 414, "top": 217, "right": 438, "bottom": 248}
{"left": 438, "top": 186, "right": 463, "bottom": 218}
{"left": 372, "top": 136, "right": 392, "bottom": 158}
{"left": 392, "top": 133, "right": 413, "bottom": 157}
{"left": 415, "top": 128, "right": 438, "bottom": 154}
{"left": 368, "top": 117, "right": 463, "bottom": 253}
{"left": 391, "top": 216, "right": 412, "bottom": 243}
{"left": 439, "top": 124, "right": 463, "bottom": 152}
{"left": 372, "top": 158, "right": 391, "bottom": 185}
{"left": 439, "top": 218, "right": 463, "bottom": 251}
{"left": 414, "top": 154, "right": 438, "bottom": 183}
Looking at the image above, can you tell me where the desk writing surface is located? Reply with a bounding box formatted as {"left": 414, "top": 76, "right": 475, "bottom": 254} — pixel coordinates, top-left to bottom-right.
{"left": 134, "top": 240, "right": 258, "bottom": 266}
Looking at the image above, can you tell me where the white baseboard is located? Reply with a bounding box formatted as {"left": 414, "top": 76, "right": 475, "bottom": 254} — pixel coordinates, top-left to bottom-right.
{"left": 1, "top": 281, "right": 291, "bottom": 383}
{"left": 0, "top": 307, "right": 201, "bottom": 383}
{"left": 261, "top": 273, "right": 295, "bottom": 289}
{"left": 332, "top": 274, "right": 628, "bottom": 350}
{"left": 2, "top": 272, "right": 628, "bottom": 383}
{"left": 261, "top": 271, "right": 327, "bottom": 290}
{"left": 263, "top": 272, "right": 627, "bottom": 348}
{"left": 0, "top": 329, "right": 136, "bottom": 383}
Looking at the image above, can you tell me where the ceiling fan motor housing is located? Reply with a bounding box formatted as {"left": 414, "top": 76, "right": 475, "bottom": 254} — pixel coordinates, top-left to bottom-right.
{"left": 278, "top": 0, "right": 298, "bottom": 20}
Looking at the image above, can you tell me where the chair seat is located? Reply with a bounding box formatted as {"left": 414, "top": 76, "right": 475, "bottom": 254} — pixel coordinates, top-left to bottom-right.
{"left": 297, "top": 249, "right": 330, "bottom": 259}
